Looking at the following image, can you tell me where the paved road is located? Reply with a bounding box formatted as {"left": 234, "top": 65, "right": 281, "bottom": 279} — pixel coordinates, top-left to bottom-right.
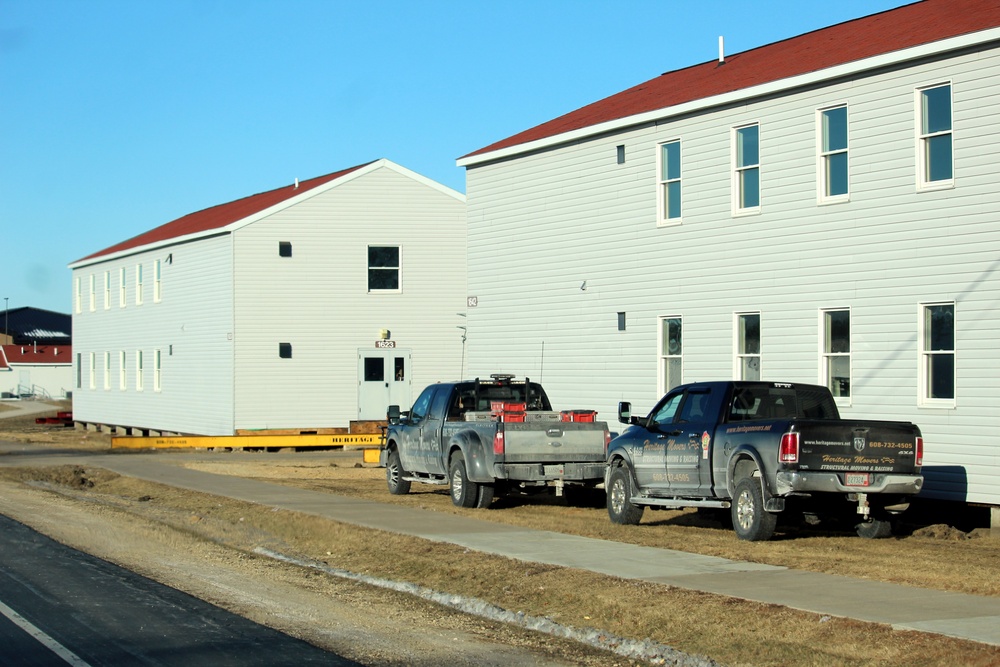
{"left": 0, "top": 513, "right": 359, "bottom": 667}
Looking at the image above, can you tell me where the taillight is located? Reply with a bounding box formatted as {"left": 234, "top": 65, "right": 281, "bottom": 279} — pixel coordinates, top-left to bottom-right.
{"left": 779, "top": 432, "right": 799, "bottom": 463}
{"left": 493, "top": 429, "right": 505, "bottom": 455}
{"left": 915, "top": 436, "right": 923, "bottom": 467}
{"left": 604, "top": 427, "right": 611, "bottom": 453}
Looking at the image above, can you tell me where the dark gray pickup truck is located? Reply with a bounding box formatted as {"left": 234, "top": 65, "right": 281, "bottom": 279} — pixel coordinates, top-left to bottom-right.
{"left": 606, "top": 381, "right": 923, "bottom": 540}
{"left": 380, "top": 375, "right": 610, "bottom": 508}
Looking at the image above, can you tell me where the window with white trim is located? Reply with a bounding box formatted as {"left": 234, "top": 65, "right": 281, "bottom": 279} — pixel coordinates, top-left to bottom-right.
{"left": 658, "top": 140, "right": 682, "bottom": 224}
{"left": 154, "top": 349, "right": 162, "bottom": 391}
{"left": 821, "top": 309, "right": 851, "bottom": 399}
{"left": 819, "top": 105, "right": 848, "bottom": 202}
{"left": 88, "top": 274, "right": 95, "bottom": 312}
{"left": 103, "top": 271, "right": 111, "bottom": 310}
{"left": 658, "top": 316, "right": 683, "bottom": 394}
{"left": 368, "top": 246, "right": 401, "bottom": 292}
{"left": 119, "top": 350, "right": 126, "bottom": 390}
{"left": 154, "top": 259, "right": 162, "bottom": 302}
{"left": 135, "top": 263, "right": 144, "bottom": 305}
{"left": 917, "top": 83, "right": 953, "bottom": 189}
{"left": 736, "top": 312, "right": 761, "bottom": 380}
{"left": 136, "top": 350, "right": 144, "bottom": 391}
{"left": 919, "top": 302, "right": 955, "bottom": 405}
{"left": 88, "top": 352, "right": 95, "bottom": 389}
{"left": 733, "top": 123, "right": 760, "bottom": 214}
{"left": 104, "top": 351, "right": 111, "bottom": 390}
{"left": 119, "top": 267, "right": 127, "bottom": 308}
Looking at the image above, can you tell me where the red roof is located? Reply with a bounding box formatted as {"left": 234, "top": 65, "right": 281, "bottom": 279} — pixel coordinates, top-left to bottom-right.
{"left": 1, "top": 344, "right": 73, "bottom": 368}
{"left": 463, "top": 0, "right": 1000, "bottom": 160}
{"left": 74, "top": 163, "right": 373, "bottom": 264}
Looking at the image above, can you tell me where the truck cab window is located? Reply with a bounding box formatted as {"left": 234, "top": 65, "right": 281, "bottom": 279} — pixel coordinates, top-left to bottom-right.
{"left": 649, "top": 393, "right": 683, "bottom": 428}
{"left": 409, "top": 386, "right": 436, "bottom": 422}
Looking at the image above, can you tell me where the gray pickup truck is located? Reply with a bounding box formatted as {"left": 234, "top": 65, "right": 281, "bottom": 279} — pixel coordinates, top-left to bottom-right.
{"left": 607, "top": 381, "right": 923, "bottom": 540}
{"left": 381, "top": 375, "right": 610, "bottom": 508}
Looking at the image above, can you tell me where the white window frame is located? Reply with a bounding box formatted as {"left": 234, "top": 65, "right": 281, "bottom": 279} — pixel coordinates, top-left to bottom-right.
{"left": 119, "top": 267, "right": 127, "bottom": 308}
{"left": 367, "top": 245, "right": 402, "bottom": 293}
{"left": 817, "top": 104, "right": 849, "bottom": 204}
{"left": 153, "top": 259, "right": 162, "bottom": 302}
{"left": 820, "top": 308, "right": 851, "bottom": 404}
{"left": 103, "top": 271, "right": 111, "bottom": 310}
{"left": 732, "top": 122, "right": 761, "bottom": 216}
{"left": 734, "top": 312, "right": 761, "bottom": 380}
{"left": 88, "top": 352, "right": 95, "bottom": 389}
{"left": 103, "top": 351, "right": 111, "bottom": 390}
{"left": 136, "top": 350, "right": 144, "bottom": 391}
{"left": 918, "top": 301, "right": 956, "bottom": 408}
{"left": 135, "top": 263, "right": 144, "bottom": 305}
{"left": 916, "top": 82, "right": 954, "bottom": 191}
{"left": 657, "top": 316, "right": 683, "bottom": 395}
{"left": 88, "top": 274, "right": 95, "bottom": 312}
{"left": 657, "top": 139, "right": 682, "bottom": 226}
{"left": 154, "top": 349, "right": 162, "bottom": 392}
{"left": 119, "top": 350, "right": 127, "bottom": 390}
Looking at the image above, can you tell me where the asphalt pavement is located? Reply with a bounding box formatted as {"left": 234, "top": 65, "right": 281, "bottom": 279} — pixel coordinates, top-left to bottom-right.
{"left": 1, "top": 444, "right": 999, "bottom": 648}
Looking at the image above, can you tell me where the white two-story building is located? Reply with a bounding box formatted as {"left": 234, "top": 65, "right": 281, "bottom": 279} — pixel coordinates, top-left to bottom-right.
{"left": 458, "top": 0, "right": 1000, "bottom": 507}
{"left": 70, "top": 159, "right": 466, "bottom": 436}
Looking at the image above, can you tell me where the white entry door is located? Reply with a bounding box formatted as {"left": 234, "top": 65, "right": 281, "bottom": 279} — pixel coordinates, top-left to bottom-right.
{"left": 357, "top": 348, "right": 411, "bottom": 420}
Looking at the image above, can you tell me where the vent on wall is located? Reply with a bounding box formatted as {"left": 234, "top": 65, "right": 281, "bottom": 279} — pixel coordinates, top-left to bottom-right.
{"left": 279, "top": 242, "right": 292, "bottom": 258}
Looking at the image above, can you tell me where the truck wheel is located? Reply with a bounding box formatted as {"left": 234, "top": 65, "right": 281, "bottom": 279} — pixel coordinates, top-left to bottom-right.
{"left": 385, "top": 449, "right": 410, "bottom": 495}
{"left": 449, "top": 452, "right": 480, "bottom": 508}
{"left": 607, "top": 466, "right": 644, "bottom": 525}
{"left": 856, "top": 517, "right": 893, "bottom": 539}
{"left": 732, "top": 476, "right": 777, "bottom": 541}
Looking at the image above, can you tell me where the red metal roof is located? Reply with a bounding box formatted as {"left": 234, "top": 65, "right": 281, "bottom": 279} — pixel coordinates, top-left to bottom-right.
{"left": 75, "top": 163, "right": 373, "bottom": 264}
{"left": 463, "top": 0, "right": 1000, "bottom": 160}
{"left": 1, "top": 344, "right": 73, "bottom": 367}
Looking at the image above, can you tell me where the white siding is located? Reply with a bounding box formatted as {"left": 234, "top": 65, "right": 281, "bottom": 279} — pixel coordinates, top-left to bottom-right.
{"left": 72, "top": 236, "right": 235, "bottom": 435}
{"left": 465, "top": 46, "right": 1000, "bottom": 503}
{"left": 232, "top": 163, "right": 467, "bottom": 429}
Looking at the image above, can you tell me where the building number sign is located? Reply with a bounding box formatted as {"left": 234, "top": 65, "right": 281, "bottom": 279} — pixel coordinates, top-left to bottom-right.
{"left": 375, "top": 340, "right": 396, "bottom": 348}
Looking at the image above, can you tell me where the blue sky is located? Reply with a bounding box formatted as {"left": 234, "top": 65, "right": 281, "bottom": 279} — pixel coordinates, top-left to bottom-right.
{"left": 0, "top": 0, "right": 911, "bottom": 315}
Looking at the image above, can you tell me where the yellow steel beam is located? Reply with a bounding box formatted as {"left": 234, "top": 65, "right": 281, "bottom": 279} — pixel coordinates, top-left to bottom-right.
{"left": 111, "top": 433, "right": 383, "bottom": 450}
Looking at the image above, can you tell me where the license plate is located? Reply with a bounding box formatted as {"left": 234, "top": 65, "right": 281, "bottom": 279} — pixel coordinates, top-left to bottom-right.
{"left": 845, "top": 472, "right": 870, "bottom": 486}
{"left": 544, "top": 465, "right": 565, "bottom": 477}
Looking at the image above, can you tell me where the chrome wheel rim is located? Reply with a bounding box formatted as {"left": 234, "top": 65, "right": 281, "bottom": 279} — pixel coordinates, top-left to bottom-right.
{"left": 736, "top": 489, "right": 754, "bottom": 530}
{"left": 610, "top": 477, "right": 626, "bottom": 515}
{"left": 451, "top": 468, "right": 463, "bottom": 500}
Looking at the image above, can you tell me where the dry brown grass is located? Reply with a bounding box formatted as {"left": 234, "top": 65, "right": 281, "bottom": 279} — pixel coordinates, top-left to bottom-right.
{"left": 183, "top": 458, "right": 1000, "bottom": 598}
{"left": 1, "top": 465, "right": 999, "bottom": 667}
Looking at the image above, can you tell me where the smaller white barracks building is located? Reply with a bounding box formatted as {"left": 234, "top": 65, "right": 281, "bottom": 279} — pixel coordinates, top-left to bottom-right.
{"left": 69, "top": 159, "right": 466, "bottom": 436}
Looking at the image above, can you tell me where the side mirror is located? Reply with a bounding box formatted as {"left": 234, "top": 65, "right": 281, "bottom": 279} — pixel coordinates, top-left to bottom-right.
{"left": 618, "top": 401, "right": 632, "bottom": 425}
{"left": 387, "top": 405, "right": 401, "bottom": 425}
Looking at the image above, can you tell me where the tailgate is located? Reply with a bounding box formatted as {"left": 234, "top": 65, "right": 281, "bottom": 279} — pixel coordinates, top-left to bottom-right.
{"left": 501, "top": 422, "right": 608, "bottom": 463}
{"left": 796, "top": 420, "right": 921, "bottom": 476}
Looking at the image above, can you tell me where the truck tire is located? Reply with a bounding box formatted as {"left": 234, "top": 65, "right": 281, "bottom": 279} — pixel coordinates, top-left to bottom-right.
{"left": 732, "top": 476, "right": 777, "bottom": 541}
{"left": 607, "top": 465, "right": 644, "bottom": 525}
{"left": 385, "top": 448, "right": 411, "bottom": 495}
{"left": 856, "top": 515, "right": 893, "bottom": 539}
{"left": 449, "top": 452, "right": 480, "bottom": 508}
{"left": 475, "top": 483, "right": 495, "bottom": 509}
